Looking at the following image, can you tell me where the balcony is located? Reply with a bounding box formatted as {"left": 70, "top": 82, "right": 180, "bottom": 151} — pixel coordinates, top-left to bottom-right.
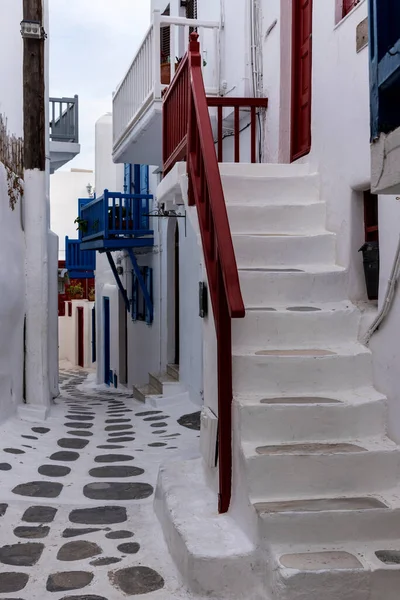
{"left": 79, "top": 190, "right": 154, "bottom": 252}
{"left": 112, "top": 11, "right": 220, "bottom": 166}
{"left": 65, "top": 238, "right": 96, "bottom": 279}
{"left": 49, "top": 96, "right": 81, "bottom": 172}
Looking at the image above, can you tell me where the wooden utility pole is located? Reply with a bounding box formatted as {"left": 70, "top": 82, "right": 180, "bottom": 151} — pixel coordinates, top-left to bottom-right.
{"left": 23, "top": 0, "right": 45, "bottom": 171}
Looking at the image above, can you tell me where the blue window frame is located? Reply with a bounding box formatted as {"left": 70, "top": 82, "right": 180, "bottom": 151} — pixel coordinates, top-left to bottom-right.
{"left": 369, "top": 0, "right": 400, "bottom": 139}
{"left": 131, "top": 266, "right": 153, "bottom": 324}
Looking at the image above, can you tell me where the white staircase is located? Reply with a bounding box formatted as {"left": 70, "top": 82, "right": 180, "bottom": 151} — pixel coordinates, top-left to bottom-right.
{"left": 220, "top": 163, "right": 399, "bottom": 600}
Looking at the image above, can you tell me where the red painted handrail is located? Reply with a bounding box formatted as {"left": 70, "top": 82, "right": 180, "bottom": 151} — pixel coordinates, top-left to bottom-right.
{"left": 163, "top": 34, "right": 268, "bottom": 513}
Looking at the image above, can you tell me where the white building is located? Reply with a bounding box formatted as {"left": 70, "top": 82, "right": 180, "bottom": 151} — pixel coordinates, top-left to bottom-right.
{"left": 50, "top": 168, "right": 95, "bottom": 260}
{"left": 86, "top": 1, "right": 400, "bottom": 598}
{"left": 0, "top": 0, "right": 80, "bottom": 423}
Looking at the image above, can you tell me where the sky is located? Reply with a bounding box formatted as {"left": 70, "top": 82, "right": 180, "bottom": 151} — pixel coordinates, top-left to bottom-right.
{"left": 49, "top": 0, "right": 151, "bottom": 171}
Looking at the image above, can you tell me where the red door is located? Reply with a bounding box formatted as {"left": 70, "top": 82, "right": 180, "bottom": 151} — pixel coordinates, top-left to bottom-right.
{"left": 291, "top": 0, "right": 313, "bottom": 161}
{"left": 77, "top": 307, "right": 84, "bottom": 368}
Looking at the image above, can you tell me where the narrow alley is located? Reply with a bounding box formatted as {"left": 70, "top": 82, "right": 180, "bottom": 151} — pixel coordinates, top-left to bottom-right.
{"left": 0, "top": 368, "right": 201, "bottom": 599}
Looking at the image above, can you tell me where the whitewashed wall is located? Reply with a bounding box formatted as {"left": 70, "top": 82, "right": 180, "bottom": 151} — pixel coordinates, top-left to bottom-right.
{"left": 0, "top": 0, "right": 26, "bottom": 422}
{"left": 50, "top": 169, "right": 95, "bottom": 259}
{"left": 59, "top": 300, "right": 95, "bottom": 369}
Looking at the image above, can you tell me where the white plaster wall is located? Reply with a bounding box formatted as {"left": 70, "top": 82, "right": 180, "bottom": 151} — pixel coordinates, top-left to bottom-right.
{"left": 0, "top": 0, "right": 26, "bottom": 422}
{"left": 48, "top": 231, "right": 59, "bottom": 397}
{"left": 50, "top": 170, "right": 95, "bottom": 259}
{"left": 94, "top": 114, "right": 124, "bottom": 385}
{"left": 58, "top": 300, "right": 95, "bottom": 369}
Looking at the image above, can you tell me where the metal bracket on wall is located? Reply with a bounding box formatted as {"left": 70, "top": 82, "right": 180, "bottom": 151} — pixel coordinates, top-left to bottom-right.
{"left": 105, "top": 251, "right": 131, "bottom": 313}
{"left": 145, "top": 206, "right": 187, "bottom": 237}
{"left": 127, "top": 248, "right": 154, "bottom": 323}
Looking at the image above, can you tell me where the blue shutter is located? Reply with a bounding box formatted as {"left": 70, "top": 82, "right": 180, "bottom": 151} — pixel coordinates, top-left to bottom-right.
{"left": 131, "top": 273, "right": 137, "bottom": 321}
{"left": 124, "top": 164, "right": 132, "bottom": 193}
{"left": 145, "top": 267, "right": 153, "bottom": 324}
{"left": 369, "top": 0, "right": 400, "bottom": 139}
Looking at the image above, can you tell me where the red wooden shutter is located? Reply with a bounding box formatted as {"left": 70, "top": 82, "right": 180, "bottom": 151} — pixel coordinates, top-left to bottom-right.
{"left": 342, "top": 0, "right": 360, "bottom": 18}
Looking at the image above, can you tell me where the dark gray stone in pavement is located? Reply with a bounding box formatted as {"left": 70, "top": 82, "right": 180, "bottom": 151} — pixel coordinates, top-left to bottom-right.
{"left": 89, "top": 466, "right": 144, "bottom": 478}
{"left": 14, "top": 526, "right": 50, "bottom": 539}
{"left": 32, "top": 427, "right": 50, "bottom": 434}
{"left": 90, "top": 557, "right": 121, "bottom": 566}
{"left": 97, "top": 445, "right": 125, "bottom": 450}
{"left": 0, "top": 572, "right": 29, "bottom": 593}
{"left": 144, "top": 415, "right": 169, "bottom": 421}
{"left": 105, "top": 419, "right": 131, "bottom": 424}
{"left": 83, "top": 482, "right": 153, "bottom": 501}
{"left": 109, "top": 566, "right": 164, "bottom": 595}
{"left": 62, "top": 528, "right": 103, "bottom": 538}
{"left": 148, "top": 443, "right": 167, "bottom": 447}
{"left": 21, "top": 435, "right": 38, "bottom": 440}
{"left": 38, "top": 465, "right": 71, "bottom": 477}
{"left": 67, "top": 431, "right": 93, "bottom": 437}
{"left": 150, "top": 423, "right": 167, "bottom": 428}
{"left": 107, "top": 437, "right": 135, "bottom": 443}
{"left": 58, "top": 439, "right": 89, "bottom": 450}
{"left": 46, "top": 571, "right": 94, "bottom": 592}
{"left": 57, "top": 541, "right": 102, "bottom": 562}
{"left": 117, "top": 542, "right": 140, "bottom": 554}
{"left": 59, "top": 596, "right": 108, "bottom": 600}
{"left": 13, "top": 481, "right": 63, "bottom": 498}
{"left": 4, "top": 448, "right": 25, "bottom": 454}
{"left": 22, "top": 505, "right": 57, "bottom": 523}
{"left": 69, "top": 506, "right": 127, "bottom": 525}
{"left": 178, "top": 411, "right": 201, "bottom": 430}
{"left": 65, "top": 415, "right": 94, "bottom": 421}
{"left": 94, "top": 454, "right": 134, "bottom": 463}
{"left": 50, "top": 451, "right": 80, "bottom": 462}
{"left": 136, "top": 410, "right": 162, "bottom": 416}
{"left": 64, "top": 423, "right": 93, "bottom": 429}
{"left": 0, "top": 542, "right": 45, "bottom": 566}
{"left": 0, "top": 504, "right": 8, "bottom": 516}
{"left": 104, "top": 425, "right": 133, "bottom": 432}
{"left": 105, "top": 530, "right": 133, "bottom": 540}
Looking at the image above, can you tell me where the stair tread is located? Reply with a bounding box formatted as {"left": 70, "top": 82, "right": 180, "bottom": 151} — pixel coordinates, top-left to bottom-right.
{"left": 133, "top": 383, "right": 160, "bottom": 396}
{"left": 234, "top": 386, "right": 387, "bottom": 406}
{"left": 239, "top": 263, "right": 345, "bottom": 273}
{"left": 245, "top": 436, "right": 399, "bottom": 458}
{"left": 233, "top": 341, "right": 370, "bottom": 358}
{"left": 150, "top": 372, "right": 180, "bottom": 384}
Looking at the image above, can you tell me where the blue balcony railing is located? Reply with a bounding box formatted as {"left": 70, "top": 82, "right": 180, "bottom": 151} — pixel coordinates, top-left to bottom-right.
{"left": 79, "top": 190, "right": 154, "bottom": 251}
{"left": 66, "top": 238, "right": 95, "bottom": 278}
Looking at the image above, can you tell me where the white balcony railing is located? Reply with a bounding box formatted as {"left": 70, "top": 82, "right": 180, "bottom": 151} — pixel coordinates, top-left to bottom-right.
{"left": 113, "top": 11, "right": 220, "bottom": 153}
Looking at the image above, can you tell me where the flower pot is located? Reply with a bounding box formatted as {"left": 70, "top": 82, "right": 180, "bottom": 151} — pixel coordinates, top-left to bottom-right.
{"left": 160, "top": 62, "right": 180, "bottom": 85}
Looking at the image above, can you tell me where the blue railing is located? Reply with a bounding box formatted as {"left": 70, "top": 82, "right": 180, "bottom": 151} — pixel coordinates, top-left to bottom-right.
{"left": 66, "top": 238, "right": 95, "bottom": 277}
{"left": 79, "top": 190, "right": 153, "bottom": 246}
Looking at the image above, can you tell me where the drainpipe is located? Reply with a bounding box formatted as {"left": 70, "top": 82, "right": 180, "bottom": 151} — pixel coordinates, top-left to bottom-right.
{"left": 22, "top": 0, "right": 51, "bottom": 419}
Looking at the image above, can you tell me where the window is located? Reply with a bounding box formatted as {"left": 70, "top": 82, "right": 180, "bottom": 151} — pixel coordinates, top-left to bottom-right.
{"left": 161, "top": 4, "right": 171, "bottom": 63}
{"left": 183, "top": 0, "right": 197, "bottom": 19}
{"left": 364, "top": 190, "right": 379, "bottom": 242}
{"left": 342, "top": 0, "right": 361, "bottom": 18}
{"left": 132, "top": 266, "right": 153, "bottom": 324}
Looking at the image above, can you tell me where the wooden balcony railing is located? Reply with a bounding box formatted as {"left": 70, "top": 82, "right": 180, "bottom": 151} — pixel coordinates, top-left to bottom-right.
{"left": 163, "top": 34, "right": 269, "bottom": 513}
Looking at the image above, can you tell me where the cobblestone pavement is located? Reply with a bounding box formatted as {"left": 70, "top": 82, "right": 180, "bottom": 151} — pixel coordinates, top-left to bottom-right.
{"left": 0, "top": 369, "right": 201, "bottom": 599}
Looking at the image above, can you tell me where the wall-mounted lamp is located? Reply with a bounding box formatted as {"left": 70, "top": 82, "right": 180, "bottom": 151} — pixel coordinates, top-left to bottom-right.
{"left": 116, "top": 266, "right": 124, "bottom": 276}
{"left": 199, "top": 282, "right": 208, "bottom": 318}
{"left": 86, "top": 183, "right": 93, "bottom": 197}
{"left": 20, "top": 20, "right": 46, "bottom": 39}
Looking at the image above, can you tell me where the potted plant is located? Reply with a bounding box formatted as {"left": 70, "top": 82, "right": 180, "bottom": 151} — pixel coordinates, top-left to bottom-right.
{"left": 160, "top": 55, "right": 183, "bottom": 85}
{"left": 68, "top": 282, "right": 84, "bottom": 300}
{"left": 88, "top": 287, "right": 95, "bottom": 302}
{"left": 74, "top": 216, "right": 88, "bottom": 235}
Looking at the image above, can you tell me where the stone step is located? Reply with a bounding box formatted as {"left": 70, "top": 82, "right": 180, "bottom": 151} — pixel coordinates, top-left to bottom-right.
{"left": 239, "top": 264, "right": 348, "bottom": 306}
{"left": 220, "top": 165, "right": 320, "bottom": 205}
{"left": 243, "top": 437, "right": 400, "bottom": 500}
{"left": 232, "top": 343, "right": 373, "bottom": 395}
{"left": 232, "top": 232, "right": 336, "bottom": 268}
{"left": 255, "top": 492, "right": 400, "bottom": 546}
{"left": 267, "top": 542, "right": 400, "bottom": 600}
{"left": 232, "top": 302, "right": 360, "bottom": 351}
{"left": 149, "top": 372, "right": 186, "bottom": 397}
{"left": 132, "top": 383, "right": 160, "bottom": 403}
{"left": 227, "top": 202, "right": 326, "bottom": 235}
{"left": 234, "top": 387, "right": 387, "bottom": 443}
{"left": 166, "top": 363, "right": 180, "bottom": 380}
